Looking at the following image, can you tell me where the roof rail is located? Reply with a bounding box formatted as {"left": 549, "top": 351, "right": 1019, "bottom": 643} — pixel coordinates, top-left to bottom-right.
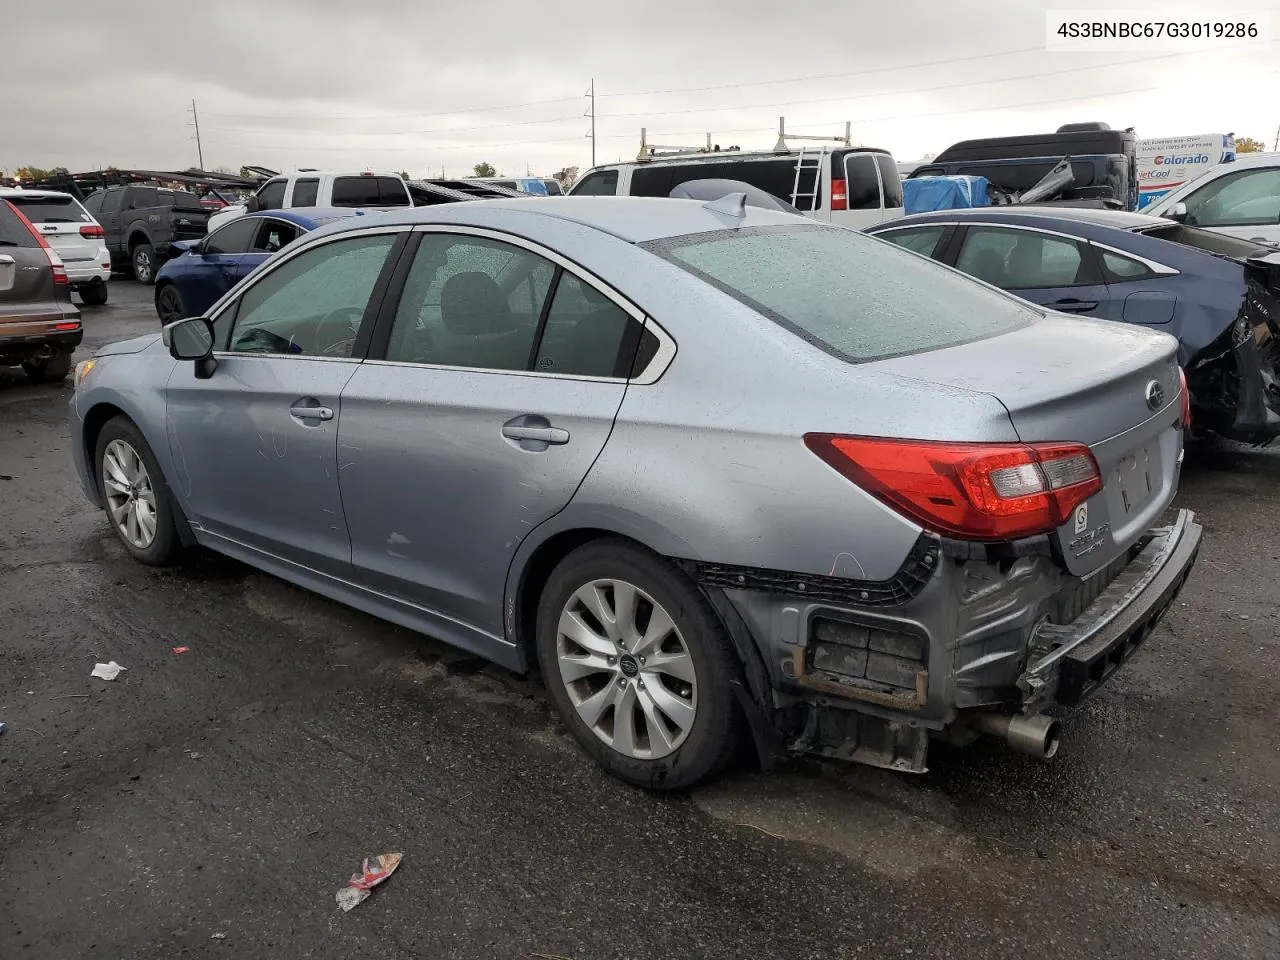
{"left": 636, "top": 128, "right": 742, "bottom": 162}
{"left": 774, "top": 116, "right": 852, "bottom": 152}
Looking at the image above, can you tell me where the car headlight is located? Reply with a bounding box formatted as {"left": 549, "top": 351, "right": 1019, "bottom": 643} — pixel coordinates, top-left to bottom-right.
{"left": 74, "top": 358, "right": 96, "bottom": 388}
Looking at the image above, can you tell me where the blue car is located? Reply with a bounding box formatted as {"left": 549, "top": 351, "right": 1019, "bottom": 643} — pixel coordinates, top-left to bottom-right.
{"left": 866, "top": 208, "right": 1280, "bottom": 444}
{"left": 154, "top": 208, "right": 361, "bottom": 325}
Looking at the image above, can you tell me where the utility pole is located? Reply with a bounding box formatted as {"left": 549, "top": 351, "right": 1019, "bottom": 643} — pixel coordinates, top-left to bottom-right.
{"left": 585, "top": 79, "right": 596, "bottom": 167}
{"left": 1273, "top": 123, "right": 1279, "bottom": 153}
{"left": 188, "top": 98, "right": 205, "bottom": 171}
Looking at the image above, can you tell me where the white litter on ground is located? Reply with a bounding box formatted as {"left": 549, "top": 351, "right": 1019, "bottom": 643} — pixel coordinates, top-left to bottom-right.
{"left": 90, "top": 662, "right": 127, "bottom": 681}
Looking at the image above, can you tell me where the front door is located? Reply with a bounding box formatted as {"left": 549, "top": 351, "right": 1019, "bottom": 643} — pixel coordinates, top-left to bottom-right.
{"left": 953, "top": 225, "right": 1111, "bottom": 315}
{"left": 337, "top": 229, "right": 646, "bottom": 639}
{"left": 163, "top": 230, "right": 401, "bottom": 576}
{"left": 184, "top": 216, "right": 259, "bottom": 314}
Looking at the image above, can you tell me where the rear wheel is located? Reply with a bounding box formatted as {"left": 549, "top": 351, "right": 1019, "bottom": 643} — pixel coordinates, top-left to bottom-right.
{"left": 79, "top": 280, "right": 108, "bottom": 306}
{"left": 94, "top": 417, "right": 180, "bottom": 565}
{"left": 156, "top": 284, "right": 186, "bottom": 325}
{"left": 22, "top": 353, "right": 72, "bottom": 383}
{"left": 535, "top": 539, "right": 740, "bottom": 790}
{"left": 132, "top": 243, "right": 156, "bottom": 284}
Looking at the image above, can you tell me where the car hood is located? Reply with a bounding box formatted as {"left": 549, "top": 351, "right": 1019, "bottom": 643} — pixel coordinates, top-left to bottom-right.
{"left": 97, "top": 333, "right": 161, "bottom": 357}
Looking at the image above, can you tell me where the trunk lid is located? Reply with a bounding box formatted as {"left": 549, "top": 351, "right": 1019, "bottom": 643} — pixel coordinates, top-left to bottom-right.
{"left": 874, "top": 314, "right": 1184, "bottom": 575}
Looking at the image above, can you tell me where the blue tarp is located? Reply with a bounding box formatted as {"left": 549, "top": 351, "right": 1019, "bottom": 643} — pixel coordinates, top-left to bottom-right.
{"left": 903, "top": 175, "right": 991, "bottom": 214}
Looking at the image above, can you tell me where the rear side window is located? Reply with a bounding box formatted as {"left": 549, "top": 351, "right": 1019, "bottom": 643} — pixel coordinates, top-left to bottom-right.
{"left": 570, "top": 170, "right": 618, "bottom": 196}
{"left": 534, "top": 273, "right": 639, "bottom": 377}
{"left": 0, "top": 202, "right": 38, "bottom": 246}
{"left": 876, "top": 155, "right": 904, "bottom": 209}
{"left": 877, "top": 225, "right": 947, "bottom": 258}
{"left": 291, "top": 178, "right": 320, "bottom": 206}
{"left": 630, "top": 167, "right": 673, "bottom": 197}
{"left": 377, "top": 177, "right": 411, "bottom": 205}
{"left": 845, "top": 155, "right": 881, "bottom": 210}
{"left": 129, "top": 187, "right": 159, "bottom": 209}
{"left": 332, "top": 176, "right": 381, "bottom": 207}
{"left": 1098, "top": 249, "right": 1153, "bottom": 281}
{"left": 7, "top": 195, "right": 90, "bottom": 224}
{"left": 646, "top": 224, "right": 1038, "bottom": 363}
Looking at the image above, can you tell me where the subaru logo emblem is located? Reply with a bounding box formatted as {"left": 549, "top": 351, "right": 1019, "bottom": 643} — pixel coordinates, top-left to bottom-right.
{"left": 1145, "top": 380, "right": 1164, "bottom": 411}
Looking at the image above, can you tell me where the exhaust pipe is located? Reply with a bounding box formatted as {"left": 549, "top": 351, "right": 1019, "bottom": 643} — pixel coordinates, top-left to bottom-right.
{"left": 974, "top": 713, "right": 1061, "bottom": 760}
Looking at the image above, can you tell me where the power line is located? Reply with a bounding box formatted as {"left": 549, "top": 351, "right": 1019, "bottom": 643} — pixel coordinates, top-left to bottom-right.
{"left": 201, "top": 94, "right": 581, "bottom": 124}
{"left": 204, "top": 113, "right": 584, "bottom": 138}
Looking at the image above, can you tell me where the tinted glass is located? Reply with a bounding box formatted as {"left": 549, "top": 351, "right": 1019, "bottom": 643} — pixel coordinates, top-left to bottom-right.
{"left": 542, "top": 179, "right": 564, "bottom": 195}
{"left": 629, "top": 167, "right": 673, "bottom": 197}
{"left": 99, "top": 190, "right": 123, "bottom": 214}
{"left": 252, "top": 219, "right": 303, "bottom": 253}
{"left": 202, "top": 217, "right": 259, "bottom": 255}
{"left": 0, "top": 201, "right": 38, "bottom": 246}
{"left": 534, "top": 273, "right": 639, "bottom": 377}
{"left": 957, "top": 227, "right": 1094, "bottom": 289}
{"left": 649, "top": 224, "right": 1037, "bottom": 363}
{"left": 256, "top": 179, "right": 286, "bottom": 210}
{"left": 332, "top": 176, "right": 381, "bottom": 207}
{"left": 7, "top": 195, "right": 89, "bottom": 224}
{"left": 224, "top": 234, "right": 395, "bottom": 356}
{"left": 384, "top": 233, "right": 551, "bottom": 370}
{"left": 875, "top": 154, "right": 904, "bottom": 208}
{"left": 877, "top": 225, "right": 946, "bottom": 258}
{"left": 845, "top": 155, "right": 881, "bottom": 210}
{"left": 1100, "top": 249, "right": 1151, "bottom": 280}
{"left": 291, "top": 178, "right": 319, "bottom": 207}
{"left": 82, "top": 193, "right": 104, "bottom": 215}
{"left": 570, "top": 170, "right": 618, "bottom": 196}
{"left": 377, "top": 177, "right": 411, "bottom": 205}
{"left": 172, "top": 191, "right": 205, "bottom": 210}
{"left": 129, "top": 187, "right": 159, "bottom": 208}
{"left": 1183, "top": 168, "right": 1280, "bottom": 227}
{"left": 1141, "top": 223, "right": 1268, "bottom": 258}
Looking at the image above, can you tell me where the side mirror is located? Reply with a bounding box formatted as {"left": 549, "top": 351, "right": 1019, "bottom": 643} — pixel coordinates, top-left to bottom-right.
{"left": 1166, "top": 201, "right": 1189, "bottom": 223}
{"left": 244, "top": 195, "right": 261, "bottom": 213}
{"left": 163, "top": 316, "right": 218, "bottom": 379}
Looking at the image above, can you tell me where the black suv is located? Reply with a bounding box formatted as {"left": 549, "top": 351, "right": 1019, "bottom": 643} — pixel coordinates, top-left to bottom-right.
{"left": 82, "top": 185, "right": 211, "bottom": 284}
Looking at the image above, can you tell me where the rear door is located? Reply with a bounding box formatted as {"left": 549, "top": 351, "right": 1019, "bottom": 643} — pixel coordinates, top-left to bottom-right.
{"left": 1092, "top": 243, "right": 1180, "bottom": 326}
{"left": 7, "top": 194, "right": 97, "bottom": 266}
{"left": 953, "top": 224, "right": 1111, "bottom": 316}
{"left": 337, "top": 227, "right": 647, "bottom": 637}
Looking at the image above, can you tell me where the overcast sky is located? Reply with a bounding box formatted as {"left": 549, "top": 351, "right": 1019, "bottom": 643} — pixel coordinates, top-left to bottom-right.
{"left": 2, "top": 0, "right": 1276, "bottom": 178}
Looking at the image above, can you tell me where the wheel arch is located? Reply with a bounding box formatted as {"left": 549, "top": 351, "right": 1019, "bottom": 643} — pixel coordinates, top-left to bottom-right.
{"left": 127, "top": 227, "right": 153, "bottom": 251}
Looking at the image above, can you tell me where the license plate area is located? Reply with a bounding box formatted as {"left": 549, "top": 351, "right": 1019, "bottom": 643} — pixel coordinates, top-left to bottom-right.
{"left": 1112, "top": 444, "right": 1157, "bottom": 518}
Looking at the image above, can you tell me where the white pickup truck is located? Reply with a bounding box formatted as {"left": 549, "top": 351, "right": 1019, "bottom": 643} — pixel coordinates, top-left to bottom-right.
{"left": 208, "top": 171, "right": 412, "bottom": 231}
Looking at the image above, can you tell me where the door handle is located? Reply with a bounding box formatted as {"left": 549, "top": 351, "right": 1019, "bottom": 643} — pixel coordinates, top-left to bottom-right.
{"left": 0, "top": 255, "right": 14, "bottom": 265}
{"left": 502, "top": 424, "right": 569, "bottom": 444}
{"left": 1048, "top": 298, "right": 1099, "bottom": 313}
{"left": 290, "top": 404, "right": 334, "bottom": 421}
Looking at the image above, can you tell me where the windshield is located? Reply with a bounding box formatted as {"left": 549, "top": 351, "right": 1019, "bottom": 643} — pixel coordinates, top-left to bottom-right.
{"left": 644, "top": 224, "right": 1039, "bottom": 362}
{"left": 7, "top": 195, "right": 88, "bottom": 224}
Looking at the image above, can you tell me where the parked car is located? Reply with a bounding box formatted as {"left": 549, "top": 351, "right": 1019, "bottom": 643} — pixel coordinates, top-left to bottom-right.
{"left": 0, "top": 200, "right": 82, "bottom": 382}
{"left": 1143, "top": 152, "right": 1280, "bottom": 247}
{"left": 153, "top": 208, "right": 359, "bottom": 324}
{"left": 70, "top": 197, "right": 1200, "bottom": 789}
{"left": 0, "top": 188, "right": 112, "bottom": 305}
{"left": 81, "top": 185, "right": 210, "bottom": 284}
{"left": 865, "top": 207, "right": 1280, "bottom": 444}
{"left": 207, "top": 171, "right": 412, "bottom": 232}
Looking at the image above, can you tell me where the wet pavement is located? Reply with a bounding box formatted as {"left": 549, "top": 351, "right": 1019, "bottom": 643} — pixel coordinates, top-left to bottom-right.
{"left": 1, "top": 282, "right": 1278, "bottom": 959}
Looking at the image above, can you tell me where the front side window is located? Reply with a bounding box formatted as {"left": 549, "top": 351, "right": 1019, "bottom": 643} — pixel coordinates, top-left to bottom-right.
{"left": 290, "top": 178, "right": 319, "bottom": 207}
{"left": 1182, "top": 167, "right": 1280, "bottom": 228}
{"left": 845, "top": 155, "right": 881, "bottom": 211}
{"left": 202, "top": 217, "right": 258, "bottom": 255}
{"left": 570, "top": 170, "right": 618, "bottom": 197}
{"left": 256, "top": 179, "right": 287, "bottom": 211}
{"left": 646, "top": 224, "right": 1038, "bottom": 364}
{"left": 877, "top": 225, "right": 946, "bottom": 259}
{"left": 956, "top": 227, "right": 1095, "bottom": 289}
{"left": 251, "top": 219, "right": 302, "bottom": 253}
{"left": 221, "top": 233, "right": 396, "bottom": 357}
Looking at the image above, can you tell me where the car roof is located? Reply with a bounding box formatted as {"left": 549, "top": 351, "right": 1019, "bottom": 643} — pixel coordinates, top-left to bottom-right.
{"left": 308, "top": 196, "right": 813, "bottom": 244}
{"left": 875, "top": 207, "right": 1169, "bottom": 233}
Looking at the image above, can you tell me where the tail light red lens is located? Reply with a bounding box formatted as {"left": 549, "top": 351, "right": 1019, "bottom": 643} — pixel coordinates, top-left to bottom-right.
{"left": 79, "top": 224, "right": 105, "bottom": 239}
{"left": 1178, "top": 367, "right": 1191, "bottom": 429}
{"left": 3, "top": 201, "right": 69, "bottom": 284}
{"left": 830, "top": 178, "right": 848, "bottom": 211}
{"left": 55, "top": 321, "right": 81, "bottom": 331}
{"left": 804, "top": 435, "right": 1103, "bottom": 541}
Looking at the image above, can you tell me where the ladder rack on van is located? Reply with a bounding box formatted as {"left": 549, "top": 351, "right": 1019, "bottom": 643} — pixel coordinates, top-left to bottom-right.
{"left": 636, "top": 128, "right": 743, "bottom": 162}
{"left": 774, "top": 117, "right": 853, "bottom": 152}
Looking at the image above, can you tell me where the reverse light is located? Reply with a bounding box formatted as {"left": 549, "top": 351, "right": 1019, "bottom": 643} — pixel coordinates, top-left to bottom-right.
{"left": 79, "top": 224, "right": 105, "bottom": 239}
{"left": 830, "top": 178, "right": 848, "bottom": 211}
{"left": 1178, "top": 367, "right": 1192, "bottom": 429}
{"left": 805, "top": 435, "right": 1103, "bottom": 541}
{"left": 4, "top": 200, "right": 69, "bottom": 284}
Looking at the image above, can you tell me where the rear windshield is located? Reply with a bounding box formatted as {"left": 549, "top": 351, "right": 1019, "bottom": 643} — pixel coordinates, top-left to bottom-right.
{"left": 644, "top": 224, "right": 1039, "bottom": 362}
{"left": 168, "top": 190, "right": 207, "bottom": 211}
{"left": 6, "top": 195, "right": 89, "bottom": 224}
{"left": 0, "top": 202, "right": 38, "bottom": 246}
{"left": 332, "top": 176, "right": 410, "bottom": 207}
{"left": 1139, "top": 223, "right": 1269, "bottom": 259}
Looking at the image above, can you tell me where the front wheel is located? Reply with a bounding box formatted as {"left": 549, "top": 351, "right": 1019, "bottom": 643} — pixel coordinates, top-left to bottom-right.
{"left": 535, "top": 539, "right": 740, "bottom": 790}
{"left": 156, "top": 284, "right": 186, "bottom": 326}
{"left": 132, "top": 243, "right": 156, "bottom": 284}
{"left": 94, "top": 417, "right": 180, "bottom": 565}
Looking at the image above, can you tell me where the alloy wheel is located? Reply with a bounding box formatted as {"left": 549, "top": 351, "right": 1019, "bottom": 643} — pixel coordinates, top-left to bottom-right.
{"left": 556, "top": 578, "right": 698, "bottom": 760}
{"left": 133, "top": 249, "right": 152, "bottom": 282}
{"left": 102, "top": 439, "right": 158, "bottom": 549}
{"left": 158, "top": 287, "right": 184, "bottom": 324}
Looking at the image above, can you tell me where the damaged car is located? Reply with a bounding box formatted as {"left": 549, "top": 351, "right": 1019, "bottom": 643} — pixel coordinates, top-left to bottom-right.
{"left": 70, "top": 196, "right": 1200, "bottom": 789}
{"left": 868, "top": 207, "right": 1280, "bottom": 444}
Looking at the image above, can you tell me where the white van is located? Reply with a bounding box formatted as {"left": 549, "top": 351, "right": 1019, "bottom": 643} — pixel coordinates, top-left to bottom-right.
{"left": 568, "top": 121, "right": 904, "bottom": 230}
{"left": 208, "top": 171, "right": 412, "bottom": 231}
{"left": 1136, "top": 134, "right": 1236, "bottom": 210}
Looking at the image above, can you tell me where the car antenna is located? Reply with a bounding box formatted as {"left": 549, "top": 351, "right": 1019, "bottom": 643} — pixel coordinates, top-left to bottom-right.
{"left": 704, "top": 193, "right": 747, "bottom": 218}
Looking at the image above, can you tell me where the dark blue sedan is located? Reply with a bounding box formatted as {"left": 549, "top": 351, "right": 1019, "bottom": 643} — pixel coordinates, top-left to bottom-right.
{"left": 154, "top": 208, "right": 360, "bottom": 325}
{"left": 866, "top": 207, "right": 1280, "bottom": 443}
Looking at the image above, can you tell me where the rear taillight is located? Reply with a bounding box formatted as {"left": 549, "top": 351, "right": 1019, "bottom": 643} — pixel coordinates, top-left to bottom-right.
{"left": 79, "top": 224, "right": 104, "bottom": 239}
{"left": 830, "top": 178, "right": 848, "bottom": 211}
{"left": 804, "top": 435, "right": 1102, "bottom": 541}
{"left": 55, "top": 321, "right": 80, "bottom": 331}
{"left": 4, "top": 200, "right": 69, "bottom": 284}
{"left": 1178, "top": 367, "right": 1192, "bottom": 429}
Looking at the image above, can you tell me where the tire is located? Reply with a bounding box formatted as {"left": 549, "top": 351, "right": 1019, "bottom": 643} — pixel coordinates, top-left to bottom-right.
{"left": 21, "top": 353, "right": 72, "bottom": 383}
{"left": 132, "top": 243, "right": 156, "bottom": 284}
{"left": 94, "top": 417, "right": 181, "bottom": 566}
{"left": 79, "top": 280, "right": 108, "bottom": 306}
{"left": 155, "top": 283, "right": 186, "bottom": 326}
{"left": 535, "top": 539, "right": 740, "bottom": 790}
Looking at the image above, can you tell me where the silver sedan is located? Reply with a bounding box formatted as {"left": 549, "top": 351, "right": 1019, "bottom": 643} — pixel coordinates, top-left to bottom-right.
{"left": 70, "top": 196, "right": 1201, "bottom": 788}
